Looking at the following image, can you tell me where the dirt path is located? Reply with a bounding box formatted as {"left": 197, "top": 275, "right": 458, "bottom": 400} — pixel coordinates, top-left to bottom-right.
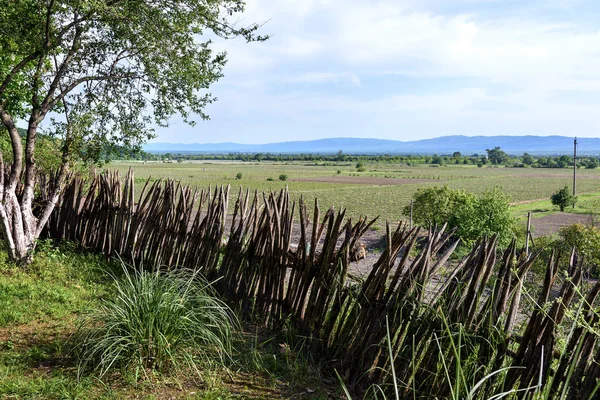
{"left": 530, "top": 212, "right": 594, "bottom": 238}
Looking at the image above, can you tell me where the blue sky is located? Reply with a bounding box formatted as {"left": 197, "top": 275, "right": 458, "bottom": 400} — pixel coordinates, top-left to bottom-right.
{"left": 154, "top": 0, "right": 600, "bottom": 144}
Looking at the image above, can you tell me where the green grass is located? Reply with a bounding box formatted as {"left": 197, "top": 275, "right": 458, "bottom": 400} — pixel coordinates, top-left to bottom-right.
{"left": 0, "top": 242, "right": 113, "bottom": 399}
{"left": 109, "top": 161, "right": 600, "bottom": 227}
{"left": 510, "top": 190, "right": 600, "bottom": 223}
{"left": 0, "top": 241, "right": 331, "bottom": 399}
{"left": 0, "top": 240, "right": 107, "bottom": 326}
{"left": 75, "top": 264, "right": 237, "bottom": 380}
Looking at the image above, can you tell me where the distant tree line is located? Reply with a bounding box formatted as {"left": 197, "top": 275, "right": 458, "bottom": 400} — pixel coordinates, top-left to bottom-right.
{"left": 5, "top": 130, "right": 591, "bottom": 170}
{"left": 118, "top": 146, "right": 600, "bottom": 169}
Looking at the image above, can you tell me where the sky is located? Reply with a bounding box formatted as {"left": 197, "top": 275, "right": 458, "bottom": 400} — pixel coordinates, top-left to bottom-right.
{"left": 153, "top": 0, "right": 600, "bottom": 144}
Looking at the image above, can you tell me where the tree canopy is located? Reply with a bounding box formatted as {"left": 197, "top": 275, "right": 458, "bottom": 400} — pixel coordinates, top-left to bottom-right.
{"left": 0, "top": 0, "right": 266, "bottom": 162}
{"left": 551, "top": 186, "right": 576, "bottom": 211}
{"left": 0, "top": 0, "right": 265, "bottom": 262}
{"left": 485, "top": 146, "right": 509, "bottom": 165}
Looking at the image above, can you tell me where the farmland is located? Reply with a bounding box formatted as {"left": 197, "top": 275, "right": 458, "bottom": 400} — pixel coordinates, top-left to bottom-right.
{"left": 109, "top": 160, "right": 600, "bottom": 227}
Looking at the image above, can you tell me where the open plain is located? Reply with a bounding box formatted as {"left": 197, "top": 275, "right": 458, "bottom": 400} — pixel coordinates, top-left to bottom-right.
{"left": 110, "top": 160, "right": 600, "bottom": 231}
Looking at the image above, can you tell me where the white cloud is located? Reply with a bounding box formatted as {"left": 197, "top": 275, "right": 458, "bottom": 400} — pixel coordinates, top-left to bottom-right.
{"left": 155, "top": 0, "right": 600, "bottom": 142}
{"left": 328, "top": 7, "right": 600, "bottom": 87}
{"left": 285, "top": 72, "right": 361, "bottom": 86}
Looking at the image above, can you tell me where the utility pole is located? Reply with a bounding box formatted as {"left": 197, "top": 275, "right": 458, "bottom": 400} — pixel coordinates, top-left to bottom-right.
{"left": 573, "top": 137, "right": 577, "bottom": 208}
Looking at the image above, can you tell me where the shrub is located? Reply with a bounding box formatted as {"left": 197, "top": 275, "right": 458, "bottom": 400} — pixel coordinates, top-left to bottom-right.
{"left": 584, "top": 158, "right": 599, "bottom": 169}
{"left": 431, "top": 155, "right": 443, "bottom": 165}
{"left": 551, "top": 186, "right": 576, "bottom": 211}
{"left": 267, "top": 177, "right": 274, "bottom": 181}
{"left": 456, "top": 186, "right": 515, "bottom": 246}
{"left": 403, "top": 186, "right": 469, "bottom": 228}
{"left": 558, "top": 224, "right": 600, "bottom": 274}
{"left": 279, "top": 174, "right": 288, "bottom": 181}
{"left": 533, "top": 224, "right": 600, "bottom": 278}
{"left": 74, "top": 264, "right": 237, "bottom": 379}
{"left": 404, "top": 186, "right": 515, "bottom": 246}
{"left": 235, "top": 172, "right": 243, "bottom": 180}
{"left": 522, "top": 153, "right": 535, "bottom": 166}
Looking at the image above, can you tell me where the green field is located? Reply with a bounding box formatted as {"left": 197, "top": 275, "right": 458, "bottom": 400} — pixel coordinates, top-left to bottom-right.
{"left": 109, "top": 161, "right": 600, "bottom": 227}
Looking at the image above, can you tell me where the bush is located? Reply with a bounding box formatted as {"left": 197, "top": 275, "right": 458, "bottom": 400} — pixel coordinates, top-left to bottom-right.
{"left": 431, "top": 155, "right": 443, "bottom": 165}
{"left": 551, "top": 186, "right": 576, "bottom": 211}
{"left": 267, "top": 177, "right": 274, "bottom": 181}
{"left": 558, "top": 224, "right": 600, "bottom": 274}
{"left": 522, "top": 153, "right": 535, "bottom": 166}
{"left": 584, "top": 158, "right": 599, "bottom": 169}
{"left": 404, "top": 186, "right": 515, "bottom": 246}
{"left": 74, "top": 264, "right": 237, "bottom": 379}
{"left": 455, "top": 187, "right": 515, "bottom": 246}
{"left": 533, "top": 224, "right": 600, "bottom": 278}
{"left": 235, "top": 172, "right": 243, "bottom": 180}
{"left": 403, "top": 186, "right": 468, "bottom": 228}
{"left": 279, "top": 174, "right": 288, "bottom": 181}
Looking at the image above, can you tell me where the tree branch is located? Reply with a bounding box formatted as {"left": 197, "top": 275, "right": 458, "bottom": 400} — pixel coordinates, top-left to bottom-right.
{"left": 40, "top": 23, "right": 83, "bottom": 116}
{"left": 0, "top": 2, "right": 55, "bottom": 100}
{"left": 45, "top": 73, "right": 139, "bottom": 113}
{"left": 0, "top": 52, "right": 40, "bottom": 99}
{"left": 0, "top": 106, "right": 23, "bottom": 189}
{"left": 0, "top": 153, "right": 16, "bottom": 260}
{"left": 0, "top": 1, "right": 125, "bottom": 100}
{"left": 35, "top": 163, "right": 68, "bottom": 238}
{"left": 36, "top": 52, "right": 74, "bottom": 238}
{"left": 51, "top": 0, "right": 125, "bottom": 42}
{"left": 45, "top": 0, "right": 56, "bottom": 48}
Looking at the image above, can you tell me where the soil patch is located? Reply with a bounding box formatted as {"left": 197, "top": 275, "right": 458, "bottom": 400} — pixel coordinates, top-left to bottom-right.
{"left": 531, "top": 212, "right": 595, "bottom": 238}
{"left": 291, "top": 176, "right": 440, "bottom": 185}
{"left": 515, "top": 173, "right": 599, "bottom": 179}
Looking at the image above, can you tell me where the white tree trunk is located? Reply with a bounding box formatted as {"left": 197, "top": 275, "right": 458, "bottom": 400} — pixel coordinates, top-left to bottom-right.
{"left": 0, "top": 169, "right": 66, "bottom": 264}
{"left": 2, "top": 191, "right": 36, "bottom": 264}
{"left": 0, "top": 129, "right": 67, "bottom": 264}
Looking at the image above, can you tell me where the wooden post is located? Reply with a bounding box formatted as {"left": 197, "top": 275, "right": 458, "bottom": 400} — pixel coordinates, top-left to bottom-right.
{"left": 573, "top": 137, "right": 577, "bottom": 208}
{"left": 410, "top": 200, "right": 413, "bottom": 229}
{"left": 525, "top": 211, "right": 531, "bottom": 257}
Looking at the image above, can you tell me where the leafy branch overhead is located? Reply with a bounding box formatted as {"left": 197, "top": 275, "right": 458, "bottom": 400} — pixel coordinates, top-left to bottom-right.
{"left": 1, "top": 0, "right": 266, "bottom": 161}
{"left": 0, "top": 0, "right": 265, "bottom": 263}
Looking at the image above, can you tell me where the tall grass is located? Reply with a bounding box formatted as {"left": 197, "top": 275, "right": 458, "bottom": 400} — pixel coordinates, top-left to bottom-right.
{"left": 74, "top": 263, "right": 238, "bottom": 379}
{"left": 337, "top": 314, "right": 543, "bottom": 400}
{"left": 336, "top": 263, "right": 600, "bottom": 400}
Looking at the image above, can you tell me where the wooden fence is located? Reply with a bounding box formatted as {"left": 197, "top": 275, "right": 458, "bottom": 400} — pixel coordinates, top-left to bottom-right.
{"left": 37, "top": 170, "right": 600, "bottom": 398}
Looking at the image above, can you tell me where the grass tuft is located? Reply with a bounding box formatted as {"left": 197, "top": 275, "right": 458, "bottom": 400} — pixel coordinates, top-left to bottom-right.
{"left": 74, "top": 263, "right": 238, "bottom": 380}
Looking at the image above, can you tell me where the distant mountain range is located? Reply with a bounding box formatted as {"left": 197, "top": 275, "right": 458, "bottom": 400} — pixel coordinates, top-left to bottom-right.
{"left": 144, "top": 135, "right": 598, "bottom": 155}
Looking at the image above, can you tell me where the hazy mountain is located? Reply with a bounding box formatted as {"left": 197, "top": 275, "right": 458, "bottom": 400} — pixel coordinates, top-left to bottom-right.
{"left": 144, "top": 135, "right": 596, "bottom": 155}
